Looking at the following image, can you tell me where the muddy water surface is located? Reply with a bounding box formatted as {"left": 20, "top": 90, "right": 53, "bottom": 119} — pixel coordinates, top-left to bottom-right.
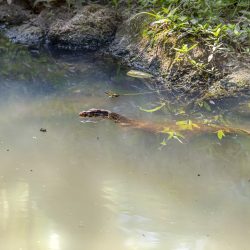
{"left": 0, "top": 43, "right": 250, "bottom": 250}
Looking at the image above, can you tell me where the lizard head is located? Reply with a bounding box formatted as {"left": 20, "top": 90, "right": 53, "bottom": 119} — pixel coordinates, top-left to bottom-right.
{"left": 79, "top": 108, "right": 110, "bottom": 118}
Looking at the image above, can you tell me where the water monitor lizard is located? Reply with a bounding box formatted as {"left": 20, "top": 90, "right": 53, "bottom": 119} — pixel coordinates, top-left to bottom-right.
{"left": 79, "top": 108, "right": 250, "bottom": 138}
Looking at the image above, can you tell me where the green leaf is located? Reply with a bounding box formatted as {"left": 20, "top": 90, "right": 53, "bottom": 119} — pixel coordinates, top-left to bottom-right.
{"left": 213, "top": 27, "right": 221, "bottom": 37}
{"left": 160, "top": 138, "right": 167, "bottom": 146}
{"left": 174, "top": 44, "right": 197, "bottom": 54}
{"left": 166, "top": 131, "right": 185, "bottom": 143}
{"left": 176, "top": 120, "right": 190, "bottom": 130}
{"left": 167, "top": 131, "right": 175, "bottom": 140}
{"left": 160, "top": 127, "right": 170, "bottom": 133}
{"left": 172, "top": 132, "right": 185, "bottom": 143}
{"left": 176, "top": 120, "right": 200, "bottom": 130}
{"left": 217, "top": 130, "right": 225, "bottom": 140}
{"left": 151, "top": 19, "right": 168, "bottom": 25}
{"left": 139, "top": 102, "right": 166, "bottom": 113}
{"left": 203, "top": 101, "right": 212, "bottom": 112}
{"left": 179, "top": 16, "right": 187, "bottom": 21}
{"left": 188, "top": 43, "right": 198, "bottom": 51}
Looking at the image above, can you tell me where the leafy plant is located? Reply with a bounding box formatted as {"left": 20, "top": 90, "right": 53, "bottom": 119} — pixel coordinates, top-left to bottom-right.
{"left": 139, "top": 0, "right": 250, "bottom": 71}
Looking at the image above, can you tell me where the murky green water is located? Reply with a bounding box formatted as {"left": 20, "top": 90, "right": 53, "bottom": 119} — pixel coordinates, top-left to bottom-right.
{"left": 0, "top": 39, "right": 250, "bottom": 250}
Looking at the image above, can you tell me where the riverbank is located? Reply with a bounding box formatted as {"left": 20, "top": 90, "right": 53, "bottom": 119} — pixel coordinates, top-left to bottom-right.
{"left": 0, "top": 0, "right": 249, "bottom": 107}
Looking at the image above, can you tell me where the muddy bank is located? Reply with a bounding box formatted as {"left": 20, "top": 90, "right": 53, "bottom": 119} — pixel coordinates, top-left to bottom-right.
{"left": 109, "top": 13, "right": 250, "bottom": 104}
{"left": 0, "top": 1, "right": 249, "bottom": 104}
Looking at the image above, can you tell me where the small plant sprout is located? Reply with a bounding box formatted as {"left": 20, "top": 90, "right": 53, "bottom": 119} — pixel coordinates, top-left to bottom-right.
{"left": 176, "top": 120, "right": 200, "bottom": 131}
{"left": 160, "top": 127, "right": 185, "bottom": 144}
{"left": 174, "top": 44, "right": 198, "bottom": 54}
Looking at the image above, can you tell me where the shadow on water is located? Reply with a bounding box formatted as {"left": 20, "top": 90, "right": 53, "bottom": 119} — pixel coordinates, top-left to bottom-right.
{"left": 0, "top": 35, "right": 250, "bottom": 250}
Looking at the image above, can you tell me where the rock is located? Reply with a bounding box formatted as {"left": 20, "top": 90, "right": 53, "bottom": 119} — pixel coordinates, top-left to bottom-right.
{"left": 127, "top": 70, "right": 153, "bottom": 79}
{"left": 195, "top": 66, "right": 250, "bottom": 105}
{"left": 48, "top": 4, "right": 119, "bottom": 51}
{"left": 36, "top": 6, "right": 74, "bottom": 31}
{"left": 0, "top": 2, "right": 32, "bottom": 26}
{"left": 232, "top": 102, "right": 250, "bottom": 118}
{"left": 227, "top": 67, "right": 250, "bottom": 87}
{"left": 109, "top": 15, "right": 165, "bottom": 77}
{"left": 2, "top": 5, "right": 74, "bottom": 48}
{"left": 4, "top": 23, "right": 44, "bottom": 48}
{"left": 1, "top": 4, "right": 119, "bottom": 51}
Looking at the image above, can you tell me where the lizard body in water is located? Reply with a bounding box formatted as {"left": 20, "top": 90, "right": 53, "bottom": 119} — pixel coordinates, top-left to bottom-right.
{"left": 79, "top": 108, "right": 250, "bottom": 138}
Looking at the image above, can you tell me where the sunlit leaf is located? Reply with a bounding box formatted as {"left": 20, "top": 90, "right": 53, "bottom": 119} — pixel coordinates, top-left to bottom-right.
{"left": 151, "top": 19, "right": 168, "bottom": 25}
{"left": 174, "top": 44, "right": 197, "bottom": 53}
{"left": 176, "top": 120, "right": 188, "bottom": 125}
{"left": 139, "top": 102, "right": 165, "bottom": 113}
{"left": 172, "top": 132, "right": 185, "bottom": 143}
{"left": 161, "top": 127, "right": 170, "bottom": 133}
{"left": 213, "top": 27, "right": 221, "bottom": 37}
{"left": 176, "top": 120, "right": 200, "bottom": 130}
{"left": 166, "top": 131, "right": 185, "bottom": 143}
{"left": 167, "top": 131, "right": 174, "bottom": 140}
{"left": 179, "top": 15, "right": 187, "bottom": 21}
{"left": 217, "top": 130, "right": 225, "bottom": 140}
{"left": 176, "top": 120, "right": 191, "bottom": 130}
{"left": 208, "top": 54, "right": 213, "bottom": 62}
{"left": 192, "top": 123, "right": 200, "bottom": 129}
{"left": 176, "top": 120, "right": 190, "bottom": 130}
{"left": 160, "top": 138, "right": 167, "bottom": 146}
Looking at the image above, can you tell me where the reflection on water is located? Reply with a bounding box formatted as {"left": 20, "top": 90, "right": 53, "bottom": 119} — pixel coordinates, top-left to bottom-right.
{"left": 0, "top": 41, "right": 250, "bottom": 250}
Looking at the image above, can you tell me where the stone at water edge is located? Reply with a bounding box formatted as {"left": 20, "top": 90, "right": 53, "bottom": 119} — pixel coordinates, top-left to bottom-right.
{"left": 127, "top": 70, "right": 153, "bottom": 79}
{"left": 47, "top": 4, "right": 119, "bottom": 51}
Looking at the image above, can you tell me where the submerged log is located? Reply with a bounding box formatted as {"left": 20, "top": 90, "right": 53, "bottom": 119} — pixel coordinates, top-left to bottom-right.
{"left": 79, "top": 108, "right": 250, "bottom": 138}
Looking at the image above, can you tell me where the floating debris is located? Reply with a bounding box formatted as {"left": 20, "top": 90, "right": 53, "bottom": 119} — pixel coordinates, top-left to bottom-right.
{"left": 127, "top": 70, "right": 153, "bottom": 79}
{"left": 105, "top": 91, "right": 120, "bottom": 98}
{"left": 80, "top": 120, "right": 97, "bottom": 124}
{"left": 40, "top": 128, "right": 47, "bottom": 132}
